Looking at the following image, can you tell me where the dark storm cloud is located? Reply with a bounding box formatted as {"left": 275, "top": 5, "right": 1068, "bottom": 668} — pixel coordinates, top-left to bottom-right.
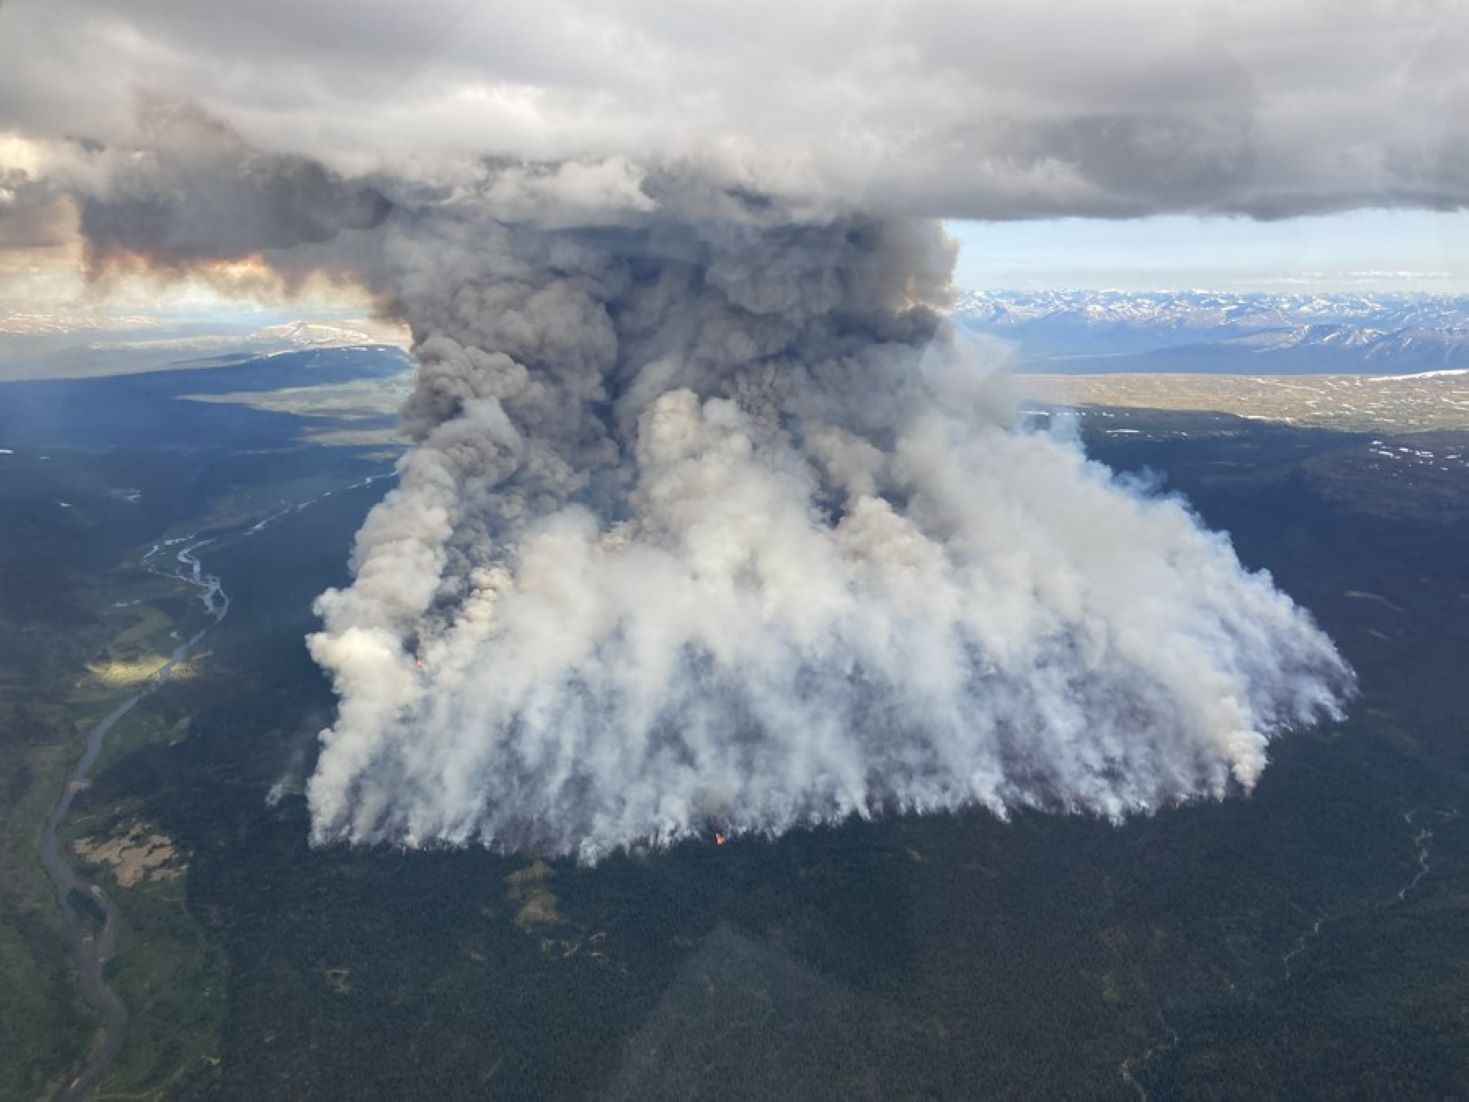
{"left": 74, "top": 104, "right": 392, "bottom": 269}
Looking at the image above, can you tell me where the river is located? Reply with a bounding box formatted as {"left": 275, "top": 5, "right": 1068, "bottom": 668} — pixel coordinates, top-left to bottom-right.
{"left": 37, "top": 535, "right": 228, "bottom": 1101}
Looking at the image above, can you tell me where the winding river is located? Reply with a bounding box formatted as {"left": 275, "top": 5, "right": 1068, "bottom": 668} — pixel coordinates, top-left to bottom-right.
{"left": 37, "top": 535, "right": 228, "bottom": 1100}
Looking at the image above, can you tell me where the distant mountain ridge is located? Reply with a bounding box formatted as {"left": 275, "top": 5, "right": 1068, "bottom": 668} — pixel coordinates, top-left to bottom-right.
{"left": 952, "top": 290, "right": 1469, "bottom": 374}
{"left": 0, "top": 312, "right": 410, "bottom": 382}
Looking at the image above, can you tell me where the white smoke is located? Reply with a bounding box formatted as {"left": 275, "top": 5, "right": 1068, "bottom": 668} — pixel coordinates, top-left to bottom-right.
{"left": 302, "top": 196, "right": 1353, "bottom": 861}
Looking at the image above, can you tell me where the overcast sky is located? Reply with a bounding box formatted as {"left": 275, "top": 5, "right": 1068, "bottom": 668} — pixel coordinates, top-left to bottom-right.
{"left": 2, "top": 0, "right": 1468, "bottom": 307}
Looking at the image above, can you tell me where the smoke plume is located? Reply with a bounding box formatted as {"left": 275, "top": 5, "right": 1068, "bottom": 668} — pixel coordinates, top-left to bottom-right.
{"left": 3, "top": 83, "right": 1363, "bottom": 858}
{"left": 275, "top": 173, "right": 1354, "bottom": 860}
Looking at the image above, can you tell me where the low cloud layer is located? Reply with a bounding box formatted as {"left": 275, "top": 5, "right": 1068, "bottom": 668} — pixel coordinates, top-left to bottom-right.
{"left": 1, "top": 1, "right": 1467, "bottom": 220}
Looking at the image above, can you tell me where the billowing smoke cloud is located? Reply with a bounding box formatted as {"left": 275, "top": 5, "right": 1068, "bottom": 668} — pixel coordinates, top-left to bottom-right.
{"left": 1, "top": 0, "right": 1396, "bottom": 858}
{"left": 5, "top": 112, "right": 1354, "bottom": 858}
{"left": 287, "top": 183, "right": 1352, "bottom": 860}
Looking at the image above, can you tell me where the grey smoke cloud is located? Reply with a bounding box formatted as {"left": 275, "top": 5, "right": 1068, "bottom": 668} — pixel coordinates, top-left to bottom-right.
{"left": 293, "top": 185, "right": 1350, "bottom": 859}
{"left": 75, "top": 103, "right": 392, "bottom": 269}
{"left": 0, "top": 1, "right": 1381, "bottom": 858}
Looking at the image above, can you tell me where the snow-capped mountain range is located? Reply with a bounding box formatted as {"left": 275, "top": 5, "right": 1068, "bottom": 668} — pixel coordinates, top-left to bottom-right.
{"left": 952, "top": 290, "right": 1469, "bottom": 374}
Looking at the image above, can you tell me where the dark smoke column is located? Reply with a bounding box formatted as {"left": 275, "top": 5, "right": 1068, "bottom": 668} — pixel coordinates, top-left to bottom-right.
{"left": 304, "top": 174, "right": 1352, "bottom": 861}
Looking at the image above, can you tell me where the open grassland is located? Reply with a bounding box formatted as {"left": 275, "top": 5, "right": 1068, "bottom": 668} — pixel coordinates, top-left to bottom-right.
{"left": 1022, "top": 371, "right": 1469, "bottom": 435}
{"left": 182, "top": 374, "right": 411, "bottom": 448}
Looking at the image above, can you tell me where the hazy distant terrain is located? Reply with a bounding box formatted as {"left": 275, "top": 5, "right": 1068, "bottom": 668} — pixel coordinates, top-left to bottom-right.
{"left": 958, "top": 290, "right": 1469, "bottom": 376}
{"left": 0, "top": 313, "right": 409, "bottom": 381}
{"left": 10, "top": 291, "right": 1467, "bottom": 386}
{"left": 15, "top": 289, "right": 1469, "bottom": 387}
{"left": 0, "top": 345, "right": 411, "bottom": 452}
